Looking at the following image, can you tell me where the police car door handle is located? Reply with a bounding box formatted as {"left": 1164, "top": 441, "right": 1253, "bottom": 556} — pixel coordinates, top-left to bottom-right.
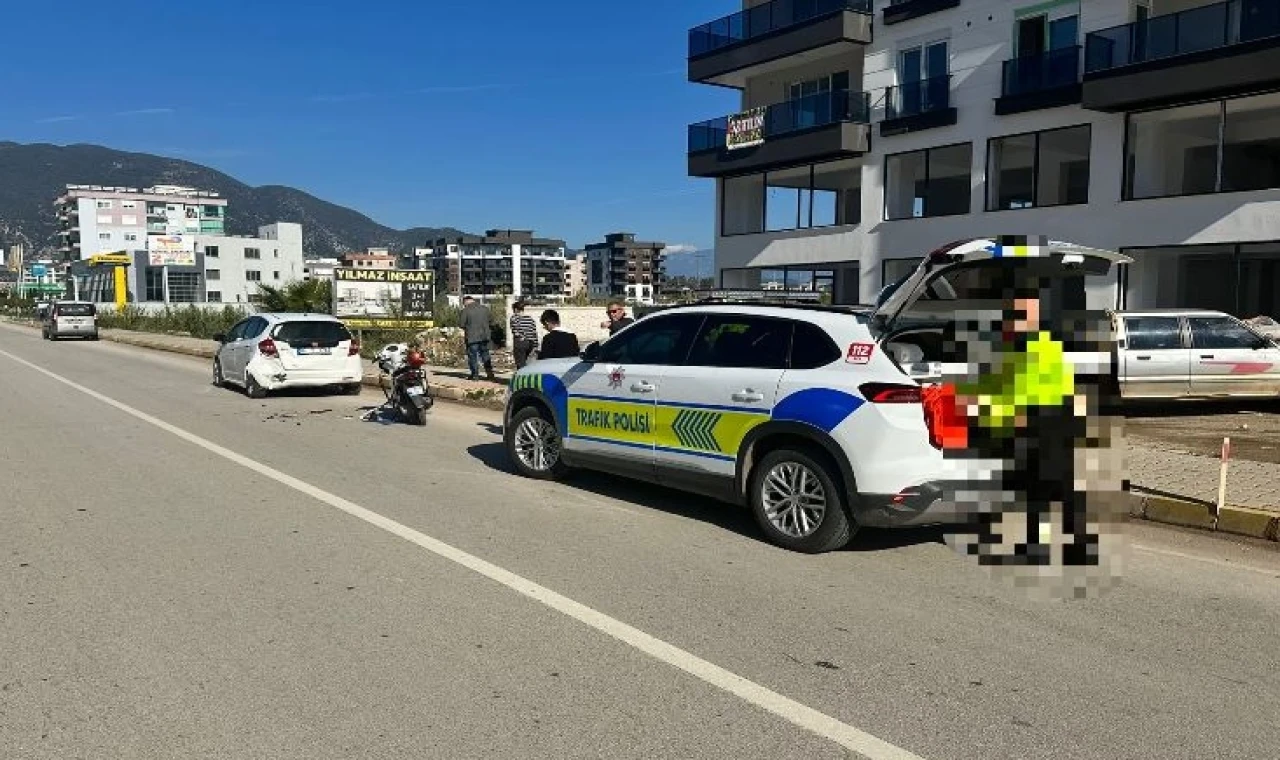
{"left": 732, "top": 389, "right": 764, "bottom": 403}
{"left": 631, "top": 382, "right": 655, "bottom": 393}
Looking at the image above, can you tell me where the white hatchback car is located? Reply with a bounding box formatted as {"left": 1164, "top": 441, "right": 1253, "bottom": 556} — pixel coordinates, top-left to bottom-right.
{"left": 212, "top": 313, "right": 364, "bottom": 398}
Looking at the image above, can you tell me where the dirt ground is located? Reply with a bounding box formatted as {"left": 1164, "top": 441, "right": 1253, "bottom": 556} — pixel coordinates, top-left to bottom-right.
{"left": 1124, "top": 398, "right": 1280, "bottom": 464}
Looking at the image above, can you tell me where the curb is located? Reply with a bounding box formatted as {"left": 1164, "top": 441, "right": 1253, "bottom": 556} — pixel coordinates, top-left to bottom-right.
{"left": 3, "top": 321, "right": 509, "bottom": 411}
{"left": 1127, "top": 492, "right": 1280, "bottom": 542}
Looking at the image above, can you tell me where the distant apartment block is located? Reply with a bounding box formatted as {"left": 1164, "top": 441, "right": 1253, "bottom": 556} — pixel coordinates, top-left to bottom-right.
{"left": 303, "top": 257, "right": 341, "bottom": 280}
{"left": 55, "top": 184, "right": 227, "bottom": 263}
{"left": 583, "top": 232, "right": 665, "bottom": 304}
{"left": 427, "top": 229, "right": 567, "bottom": 302}
{"left": 562, "top": 254, "right": 587, "bottom": 298}
{"left": 342, "top": 250, "right": 397, "bottom": 270}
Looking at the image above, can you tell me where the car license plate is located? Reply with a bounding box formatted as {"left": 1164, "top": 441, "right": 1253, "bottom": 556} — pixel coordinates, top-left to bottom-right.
{"left": 407, "top": 386, "right": 423, "bottom": 396}
{"left": 297, "top": 347, "right": 331, "bottom": 355}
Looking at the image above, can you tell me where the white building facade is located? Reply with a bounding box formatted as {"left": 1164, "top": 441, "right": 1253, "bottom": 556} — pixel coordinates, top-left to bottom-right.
{"left": 198, "top": 223, "right": 305, "bottom": 305}
{"left": 687, "top": 0, "right": 1280, "bottom": 317}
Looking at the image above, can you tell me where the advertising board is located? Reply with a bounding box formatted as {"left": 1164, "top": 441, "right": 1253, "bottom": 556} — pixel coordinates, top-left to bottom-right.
{"left": 332, "top": 267, "right": 436, "bottom": 328}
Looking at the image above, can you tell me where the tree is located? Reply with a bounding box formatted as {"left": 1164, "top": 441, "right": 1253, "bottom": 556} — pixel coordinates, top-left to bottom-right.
{"left": 255, "top": 279, "right": 333, "bottom": 313}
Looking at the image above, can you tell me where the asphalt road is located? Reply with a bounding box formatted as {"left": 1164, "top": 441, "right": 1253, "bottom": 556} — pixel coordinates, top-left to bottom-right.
{"left": 2, "top": 322, "right": 1278, "bottom": 760}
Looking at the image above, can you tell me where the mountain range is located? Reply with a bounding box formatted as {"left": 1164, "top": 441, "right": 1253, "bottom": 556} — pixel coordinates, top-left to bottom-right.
{"left": 0, "top": 141, "right": 467, "bottom": 260}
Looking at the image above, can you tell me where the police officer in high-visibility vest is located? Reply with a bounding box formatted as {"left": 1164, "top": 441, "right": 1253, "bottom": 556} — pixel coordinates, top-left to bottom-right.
{"left": 936, "top": 249, "right": 1117, "bottom": 570}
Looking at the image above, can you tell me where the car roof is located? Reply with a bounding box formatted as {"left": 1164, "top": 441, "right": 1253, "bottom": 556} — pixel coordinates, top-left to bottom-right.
{"left": 636, "top": 302, "right": 869, "bottom": 333}
{"left": 257, "top": 312, "right": 342, "bottom": 322}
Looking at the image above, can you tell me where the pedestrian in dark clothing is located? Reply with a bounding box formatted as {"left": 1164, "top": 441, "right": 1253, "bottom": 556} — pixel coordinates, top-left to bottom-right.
{"left": 601, "top": 301, "right": 634, "bottom": 335}
{"left": 539, "top": 309, "right": 580, "bottom": 359}
{"left": 459, "top": 296, "right": 495, "bottom": 381}
{"left": 509, "top": 301, "right": 539, "bottom": 369}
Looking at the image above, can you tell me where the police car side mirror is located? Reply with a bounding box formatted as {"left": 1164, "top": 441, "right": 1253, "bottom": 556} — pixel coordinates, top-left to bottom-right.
{"left": 581, "top": 341, "right": 601, "bottom": 362}
{"left": 212, "top": 333, "right": 226, "bottom": 343}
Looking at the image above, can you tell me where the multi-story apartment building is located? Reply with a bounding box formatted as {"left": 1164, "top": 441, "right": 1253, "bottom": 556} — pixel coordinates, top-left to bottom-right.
{"left": 563, "top": 254, "right": 588, "bottom": 298}
{"left": 54, "top": 184, "right": 227, "bottom": 263}
{"left": 427, "top": 229, "right": 567, "bottom": 303}
{"left": 342, "top": 250, "right": 397, "bottom": 270}
{"left": 583, "top": 232, "right": 666, "bottom": 304}
{"left": 686, "top": 0, "right": 1280, "bottom": 317}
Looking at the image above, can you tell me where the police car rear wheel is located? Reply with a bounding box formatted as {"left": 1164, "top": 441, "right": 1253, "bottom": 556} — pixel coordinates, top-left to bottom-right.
{"left": 750, "top": 449, "right": 853, "bottom": 553}
{"left": 507, "top": 406, "right": 568, "bottom": 480}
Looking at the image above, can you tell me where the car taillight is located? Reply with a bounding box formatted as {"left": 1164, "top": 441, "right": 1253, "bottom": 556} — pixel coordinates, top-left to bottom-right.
{"left": 258, "top": 338, "right": 278, "bottom": 357}
{"left": 348, "top": 339, "right": 360, "bottom": 356}
{"left": 859, "top": 382, "right": 922, "bottom": 403}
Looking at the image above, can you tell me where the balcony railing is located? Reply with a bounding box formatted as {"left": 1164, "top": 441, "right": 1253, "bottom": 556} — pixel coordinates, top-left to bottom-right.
{"left": 1002, "top": 45, "right": 1082, "bottom": 97}
{"left": 1085, "top": 0, "right": 1280, "bottom": 74}
{"left": 885, "top": 75, "right": 951, "bottom": 120}
{"left": 688, "top": 89, "right": 871, "bottom": 153}
{"left": 689, "top": 0, "right": 872, "bottom": 58}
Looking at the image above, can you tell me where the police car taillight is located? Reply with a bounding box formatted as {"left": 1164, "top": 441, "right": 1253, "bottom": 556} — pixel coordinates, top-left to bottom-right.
{"left": 858, "top": 382, "right": 922, "bottom": 403}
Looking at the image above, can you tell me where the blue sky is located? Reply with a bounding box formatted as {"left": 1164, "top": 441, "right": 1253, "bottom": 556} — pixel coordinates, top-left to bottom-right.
{"left": 1, "top": 0, "right": 741, "bottom": 252}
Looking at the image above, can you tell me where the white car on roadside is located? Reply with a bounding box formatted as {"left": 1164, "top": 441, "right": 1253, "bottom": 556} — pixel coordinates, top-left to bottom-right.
{"left": 211, "top": 313, "right": 364, "bottom": 398}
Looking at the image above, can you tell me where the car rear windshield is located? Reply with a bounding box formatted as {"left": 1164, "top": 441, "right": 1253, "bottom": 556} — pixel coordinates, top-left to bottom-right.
{"left": 272, "top": 321, "right": 351, "bottom": 346}
{"left": 56, "top": 304, "right": 95, "bottom": 316}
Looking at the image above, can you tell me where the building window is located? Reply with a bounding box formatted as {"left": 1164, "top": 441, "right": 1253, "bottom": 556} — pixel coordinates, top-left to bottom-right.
{"left": 884, "top": 143, "right": 973, "bottom": 220}
{"left": 245, "top": 247, "right": 261, "bottom": 259}
{"left": 99, "top": 232, "right": 112, "bottom": 241}
{"left": 1125, "top": 92, "right": 1280, "bottom": 200}
{"left": 122, "top": 201, "right": 137, "bottom": 209}
{"left": 273, "top": 271, "right": 280, "bottom": 280}
{"left": 207, "top": 291, "right": 222, "bottom": 302}
{"left": 246, "top": 270, "right": 261, "bottom": 282}
{"left": 167, "top": 272, "right": 200, "bottom": 303}
{"left": 206, "top": 269, "right": 221, "bottom": 280}
{"left": 205, "top": 245, "right": 219, "bottom": 258}
{"left": 987, "top": 124, "right": 1091, "bottom": 211}
{"left": 96, "top": 200, "right": 112, "bottom": 209}
{"left": 122, "top": 215, "right": 138, "bottom": 226}
{"left": 881, "top": 257, "right": 923, "bottom": 289}
{"left": 722, "top": 158, "right": 861, "bottom": 236}
{"left": 145, "top": 268, "right": 165, "bottom": 301}
{"left": 124, "top": 233, "right": 138, "bottom": 242}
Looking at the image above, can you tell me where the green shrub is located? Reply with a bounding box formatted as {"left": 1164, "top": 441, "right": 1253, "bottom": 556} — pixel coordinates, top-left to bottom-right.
{"left": 96, "top": 304, "right": 249, "bottom": 339}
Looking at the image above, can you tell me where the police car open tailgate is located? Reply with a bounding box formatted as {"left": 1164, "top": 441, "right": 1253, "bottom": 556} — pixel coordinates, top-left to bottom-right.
{"left": 870, "top": 238, "right": 1133, "bottom": 335}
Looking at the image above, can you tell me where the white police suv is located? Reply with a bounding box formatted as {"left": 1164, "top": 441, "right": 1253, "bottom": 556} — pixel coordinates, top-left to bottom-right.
{"left": 502, "top": 238, "right": 1129, "bottom": 553}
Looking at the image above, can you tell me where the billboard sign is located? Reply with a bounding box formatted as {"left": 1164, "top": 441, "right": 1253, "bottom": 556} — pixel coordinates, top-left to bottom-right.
{"left": 332, "top": 267, "right": 436, "bottom": 328}
{"left": 726, "top": 107, "right": 766, "bottom": 150}
{"left": 147, "top": 233, "right": 195, "bottom": 266}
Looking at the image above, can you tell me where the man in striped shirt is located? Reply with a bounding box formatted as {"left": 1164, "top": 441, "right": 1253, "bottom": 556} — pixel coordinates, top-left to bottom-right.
{"left": 509, "top": 301, "right": 540, "bottom": 369}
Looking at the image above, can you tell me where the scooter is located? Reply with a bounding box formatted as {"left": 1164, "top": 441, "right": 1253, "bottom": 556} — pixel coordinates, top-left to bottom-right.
{"left": 372, "top": 346, "right": 432, "bottom": 425}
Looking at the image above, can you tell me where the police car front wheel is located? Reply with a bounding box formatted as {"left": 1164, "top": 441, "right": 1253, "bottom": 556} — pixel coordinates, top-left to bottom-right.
{"left": 749, "top": 449, "right": 854, "bottom": 553}
{"left": 506, "top": 406, "right": 569, "bottom": 480}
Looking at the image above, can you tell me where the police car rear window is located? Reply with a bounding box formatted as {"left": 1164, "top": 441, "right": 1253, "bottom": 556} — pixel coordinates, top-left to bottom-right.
{"left": 790, "top": 322, "right": 841, "bottom": 369}
{"left": 273, "top": 321, "right": 351, "bottom": 346}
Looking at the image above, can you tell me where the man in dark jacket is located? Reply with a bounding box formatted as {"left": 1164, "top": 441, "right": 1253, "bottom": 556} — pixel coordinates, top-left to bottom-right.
{"left": 538, "top": 309, "right": 580, "bottom": 359}
{"left": 601, "top": 301, "right": 634, "bottom": 335}
{"left": 459, "top": 296, "right": 495, "bottom": 381}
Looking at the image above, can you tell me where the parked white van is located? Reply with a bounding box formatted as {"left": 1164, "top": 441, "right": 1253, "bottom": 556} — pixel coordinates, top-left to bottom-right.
{"left": 1114, "top": 310, "right": 1280, "bottom": 400}
{"left": 41, "top": 301, "right": 99, "bottom": 341}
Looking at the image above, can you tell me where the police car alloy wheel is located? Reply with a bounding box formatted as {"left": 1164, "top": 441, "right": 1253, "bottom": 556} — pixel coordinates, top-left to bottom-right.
{"left": 506, "top": 406, "right": 568, "bottom": 480}
{"left": 749, "top": 449, "right": 853, "bottom": 553}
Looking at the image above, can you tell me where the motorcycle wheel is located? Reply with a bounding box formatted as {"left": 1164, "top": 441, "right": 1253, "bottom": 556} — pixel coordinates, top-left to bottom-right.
{"left": 404, "top": 402, "right": 426, "bottom": 426}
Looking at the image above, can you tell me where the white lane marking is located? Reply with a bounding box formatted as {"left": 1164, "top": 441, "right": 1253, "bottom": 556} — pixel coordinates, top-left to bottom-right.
{"left": 1132, "top": 544, "right": 1279, "bottom": 577}
{"left": 0, "top": 346, "right": 927, "bottom": 760}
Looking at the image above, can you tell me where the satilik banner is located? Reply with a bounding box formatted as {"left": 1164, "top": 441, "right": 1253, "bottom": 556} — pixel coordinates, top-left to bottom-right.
{"left": 726, "top": 107, "right": 765, "bottom": 150}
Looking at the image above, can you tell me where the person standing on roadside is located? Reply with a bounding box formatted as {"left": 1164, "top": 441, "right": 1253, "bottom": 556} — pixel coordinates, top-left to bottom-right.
{"left": 509, "top": 301, "right": 539, "bottom": 369}
{"left": 459, "top": 295, "right": 495, "bottom": 382}
{"left": 539, "top": 309, "right": 580, "bottom": 359}
{"left": 600, "top": 301, "right": 634, "bottom": 336}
